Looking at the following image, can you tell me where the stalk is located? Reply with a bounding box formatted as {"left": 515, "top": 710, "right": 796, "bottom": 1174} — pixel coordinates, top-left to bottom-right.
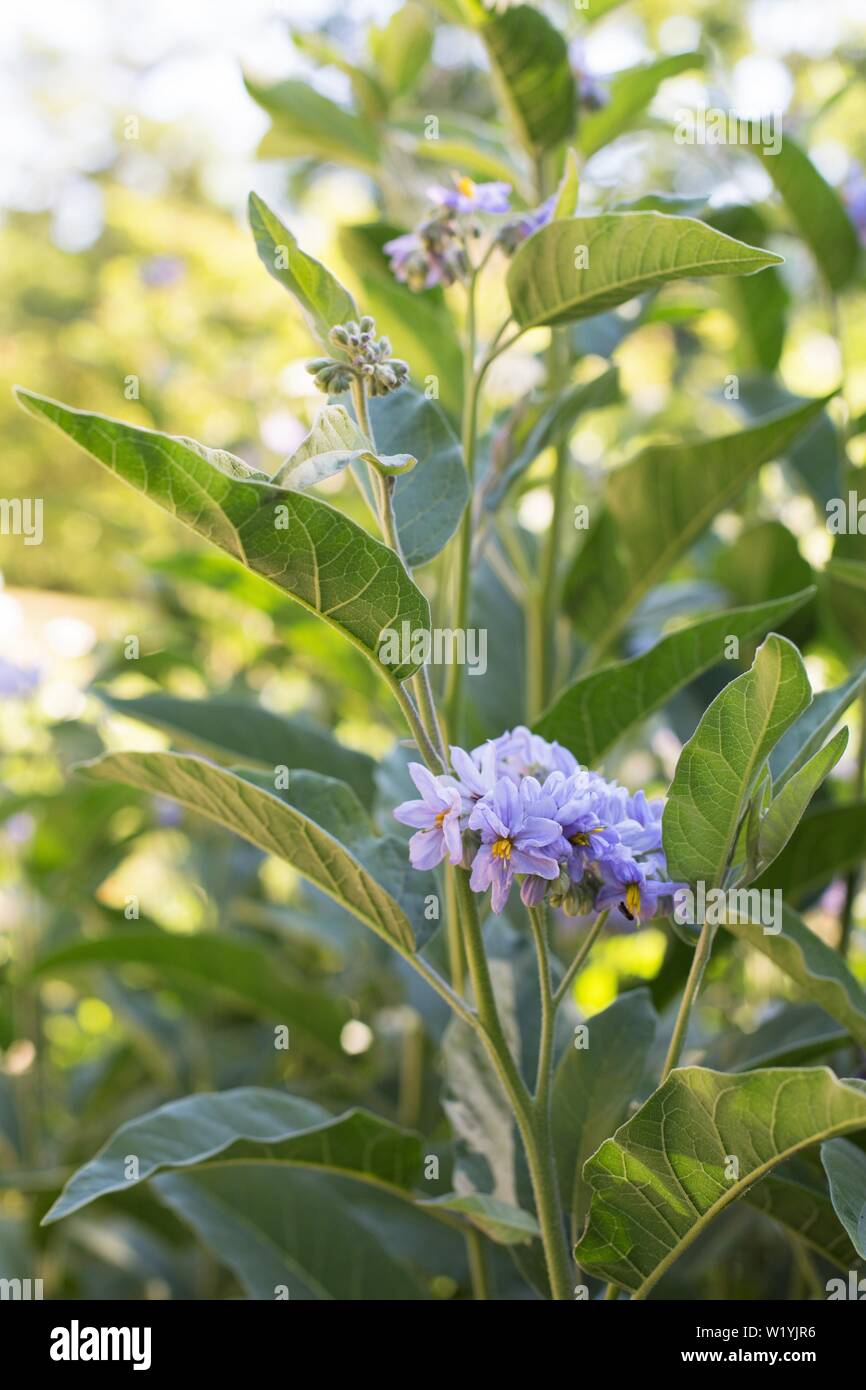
{"left": 352, "top": 375, "right": 446, "bottom": 768}
{"left": 534, "top": 152, "right": 571, "bottom": 714}
{"left": 455, "top": 874, "right": 573, "bottom": 1299}
{"left": 660, "top": 914, "right": 717, "bottom": 1082}
{"left": 445, "top": 267, "right": 479, "bottom": 743}
{"left": 840, "top": 687, "right": 866, "bottom": 956}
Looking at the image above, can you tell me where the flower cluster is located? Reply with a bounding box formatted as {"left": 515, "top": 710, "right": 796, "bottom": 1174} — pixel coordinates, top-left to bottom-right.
{"left": 393, "top": 726, "right": 683, "bottom": 921}
{"left": 384, "top": 175, "right": 541, "bottom": 289}
{"left": 307, "top": 316, "right": 409, "bottom": 397}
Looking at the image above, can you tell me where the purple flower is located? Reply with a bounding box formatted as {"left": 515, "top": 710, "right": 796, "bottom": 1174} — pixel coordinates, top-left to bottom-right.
{"left": 497, "top": 195, "right": 557, "bottom": 252}
{"left": 393, "top": 762, "right": 464, "bottom": 870}
{"left": 427, "top": 177, "right": 512, "bottom": 215}
{"left": 595, "top": 847, "right": 681, "bottom": 923}
{"left": 468, "top": 777, "right": 563, "bottom": 913}
{"left": 481, "top": 725, "right": 578, "bottom": 781}
{"left": 451, "top": 741, "right": 497, "bottom": 812}
{"left": 383, "top": 221, "right": 468, "bottom": 290}
{"left": 843, "top": 164, "right": 866, "bottom": 246}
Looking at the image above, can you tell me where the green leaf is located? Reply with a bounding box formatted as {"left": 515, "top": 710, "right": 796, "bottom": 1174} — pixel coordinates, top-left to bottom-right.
{"left": 42, "top": 1089, "right": 456, "bottom": 1298}
{"left": 506, "top": 213, "right": 783, "bottom": 331}
{"left": 822, "top": 1138, "right": 866, "bottom": 1258}
{"left": 826, "top": 556, "right": 866, "bottom": 592}
{"left": 76, "top": 753, "right": 423, "bottom": 952}
{"left": 43, "top": 1087, "right": 422, "bottom": 1224}
{"left": 369, "top": 2, "right": 433, "bottom": 98}
{"left": 564, "top": 396, "right": 827, "bottom": 652}
{"left": 552, "top": 989, "right": 657, "bottom": 1239}
{"left": 248, "top": 193, "right": 357, "bottom": 347}
{"left": 703, "top": 1003, "right": 848, "bottom": 1072}
{"left": 420, "top": 1193, "right": 540, "bottom": 1246}
{"left": 553, "top": 147, "right": 580, "bottom": 219}
{"left": 482, "top": 368, "right": 619, "bottom": 513}
{"left": 575, "top": 1066, "right": 866, "bottom": 1296}
{"left": 755, "top": 728, "right": 848, "bottom": 874}
{"left": 723, "top": 905, "right": 866, "bottom": 1051}
{"left": 753, "top": 803, "right": 866, "bottom": 902}
{"left": 273, "top": 403, "right": 414, "bottom": 489}
{"left": 745, "top": 1153, "right": 860, "bottom": 1269}
{"left": 245, "top": 78, "right": 381, "bottom": 173}
{"left": 97, "top": 691, "right": 376, "bottom": 808}
{"left": 536, "top": 591, "right": 813, "bottom": 765}
{"left": 748, "top": 130, "right": 860, "bottom": 291}
{"left": 663, "top": 635, "right": 812, "bottom": 887}
{"left": 579, "top": 53, "right": 704, "bottom": 158}
{"left": 714, "top": 521, "right": 815, "bottom": 650}
{"left": 155, "top": 1168, "right": 456, "bottom": 1299}
{"left": 31, "top": 933, "right": 349, "bottom": 1055}
{"left": 369, "top": 387, "right": 468, "bottom": 566}
{"left": 291, "top": 33, "right": 389, "bottom": 124}
{"left": 770, "top": 662, "right": 866, "bottom": 790}
{"left": 14, "top": 389, "right": 429, "bottom": 682}
{"left": 709, "top": 207, "right": 789, "bottom": 371}
{"left": 474, "top": 2, "right": 575, "bottom": 153}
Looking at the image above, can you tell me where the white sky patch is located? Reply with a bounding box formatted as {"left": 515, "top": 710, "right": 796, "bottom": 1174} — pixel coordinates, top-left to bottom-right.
{"left": 731, "top": 55, "right": 793, "bottom": 118}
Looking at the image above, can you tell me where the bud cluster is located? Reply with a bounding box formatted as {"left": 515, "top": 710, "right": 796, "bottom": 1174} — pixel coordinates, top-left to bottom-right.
{"left": 307, "top": 317, "right": 410, "bottom": 398}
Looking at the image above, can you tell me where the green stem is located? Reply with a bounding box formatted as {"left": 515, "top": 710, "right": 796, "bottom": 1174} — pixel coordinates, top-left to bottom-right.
{"left": 466, "top": 1227, "right": 491, "bottom": 1301}
{"left": 445, "top": 269, "right": 480, "bottom": 743}
{"left": 552, "top": 910, "right": 608, "bottom": 1009}
{"left": 528, "top": 905, "right": 555, "bottom": 1110}
{"left": 444, "top": 866, "right": 466, "bottom": 995}
{"left": 840, "top": 687, "right": 866, "bottom": 956}
{"left": 353, "top": 376, "right": 446, "bottom": 768}
{"left": 454, "top": 874, "right": 572, "bottom": 1299}
{"left": 391, "top": 679, "right": 445, "bottom": 772}
{"left": 660, "top": 914, "right": 716, "bottom": 1082}
{"left": 534, "top": 152, "right": 570, "bottom": 714}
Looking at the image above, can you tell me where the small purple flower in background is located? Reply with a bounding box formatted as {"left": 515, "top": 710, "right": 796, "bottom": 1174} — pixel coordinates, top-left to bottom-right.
{"left": 393, "top": 762, "right": 464, "bottom": 870}
{"left": 496, "top": 195, "right": 557, "bottom": 253}
{"left": 469, "top": 777, "right": 564, "bottom": 913}
{"left": 843, "top": 163, "right": 866, "bottom": 246}
{"left": 383, "top": 176, "right": 513, "bottom": 291}
{"left": 140, "top": 255, "right": 186, "bottom": 289}
{"left": 427, "top": 177, "right": 512, "bottom": 215}
{"left": 0, "top": 657, "right": 40, "bottom": 698}
{"left": 568, "top": 40, "right": 609, "bottom": 112}
{"left": 383, "top": 221, "right": 468, "bottom": 290}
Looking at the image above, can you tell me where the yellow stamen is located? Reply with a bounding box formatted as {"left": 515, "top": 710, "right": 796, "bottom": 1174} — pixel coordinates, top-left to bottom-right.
{"left": 456, "top": 175, "right": 477, "bottom": 198}
{"left": 625, "top": 882, "right": 642, "bottom": 919}
{"left": 434, "top": 810, "right": 447, "bottom": 828}
{"left": 571, "top": 825, "right": 604, "bottom": 846}
{"left": 492, "top": 837, "right": 512, "bottom": 862}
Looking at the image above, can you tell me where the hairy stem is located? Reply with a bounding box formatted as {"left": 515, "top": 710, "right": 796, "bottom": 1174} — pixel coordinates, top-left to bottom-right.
{"left": 466, "top": 1227, "right": 491, "bottom": 1301}
{"left": 455, "top": 875, "right": 572, "bottom": 1298}
{"left": 660, "top": 914, "right": 717, "bottom": 1082}
{"left": 445, "top": 269, "right": 479, "bottom": 743}
{"left": 840, "top": 687, "right": 866, "bottom": 956}
{"left": 528, "top": 905, "right": 555, "bottom": 1110}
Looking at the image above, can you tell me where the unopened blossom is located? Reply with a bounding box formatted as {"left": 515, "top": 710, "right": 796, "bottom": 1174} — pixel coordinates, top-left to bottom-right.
{"left": 393, "top": 763, "right": 463, "bottom": 870}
